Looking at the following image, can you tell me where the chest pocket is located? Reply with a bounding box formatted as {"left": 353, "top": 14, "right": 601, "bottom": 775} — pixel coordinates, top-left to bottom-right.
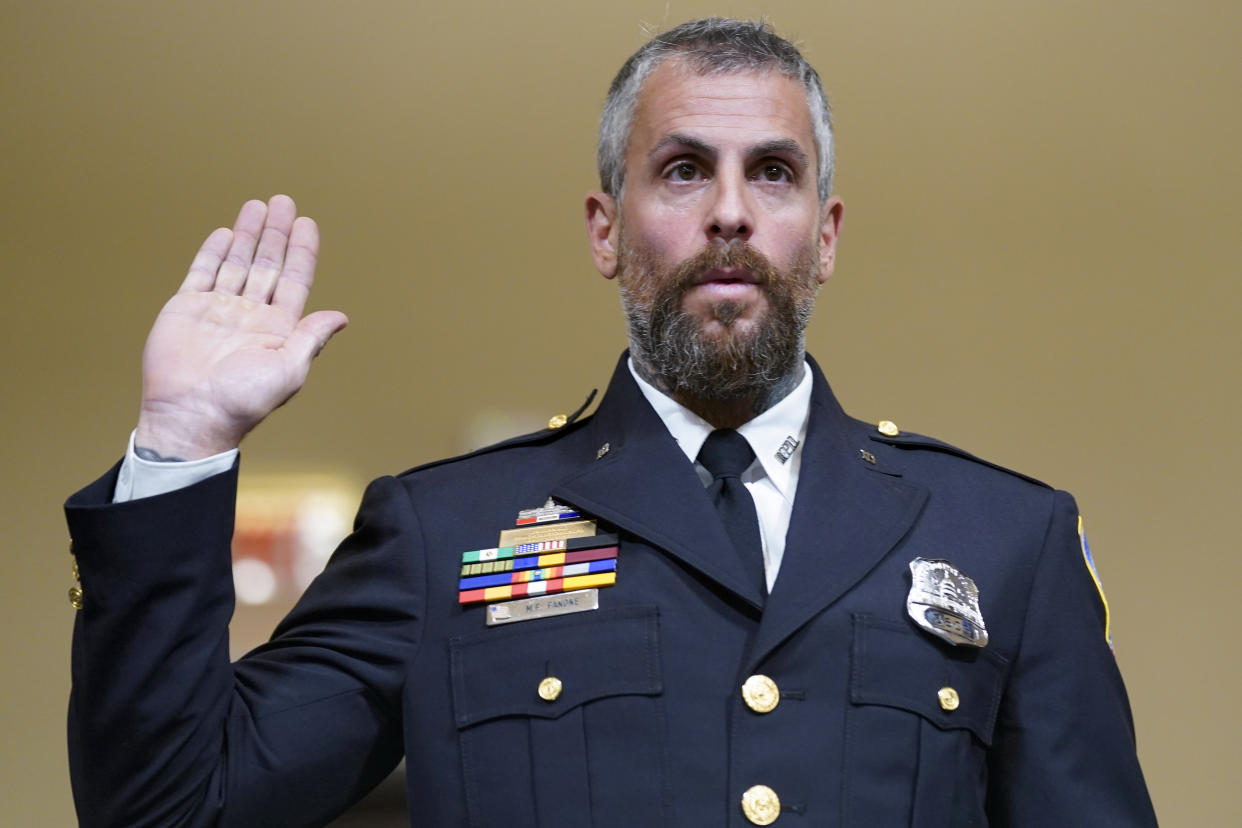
{"left": 450, "top": 604, "right": 667, "bottom": 828}
{"left": 845, "top": 613, "right": 1008, "bottom": 828}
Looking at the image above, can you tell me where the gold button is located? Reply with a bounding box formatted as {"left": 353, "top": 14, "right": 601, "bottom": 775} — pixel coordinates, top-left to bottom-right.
{"left": 938, "top": 686, "right": 960, "bottom": 711}
{"left": 547, "top": 414, "right": 568, "bottom": 430}
{"left": 741, "top": 784, "right": 781, "bottom": 825}
{"left": 741, "top": 674, "right": 780, "bottom": 714}
{"left": 538, "top": 676, "right": 563, "bottom": 702}
{"left": 877, "top": 420, "right": 900, "bottom": 437}
{"left": 68, "top": 585, "right": 83, "bottom": 610}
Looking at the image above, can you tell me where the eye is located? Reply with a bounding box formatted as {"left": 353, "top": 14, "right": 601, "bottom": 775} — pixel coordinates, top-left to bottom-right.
{"left": 756, "top": 162, "right": 793, "bottom": 183}
{"left": 665, "top": 161, "right": 703, "bottom": 182}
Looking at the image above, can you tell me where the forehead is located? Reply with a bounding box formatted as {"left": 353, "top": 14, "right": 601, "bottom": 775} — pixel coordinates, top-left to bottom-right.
{"left": 628, "top": 60, "right": 815, "bottom": 159}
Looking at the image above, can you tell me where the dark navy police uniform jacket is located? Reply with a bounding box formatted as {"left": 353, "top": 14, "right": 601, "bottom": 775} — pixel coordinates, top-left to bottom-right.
{"left": 65, "top": 354, "right": 1158, "bottom": 827}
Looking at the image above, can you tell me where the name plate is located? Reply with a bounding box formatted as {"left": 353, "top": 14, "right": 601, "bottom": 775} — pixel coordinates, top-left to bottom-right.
{"left": 485, "top": 588, "right": 600, "bottom": 626}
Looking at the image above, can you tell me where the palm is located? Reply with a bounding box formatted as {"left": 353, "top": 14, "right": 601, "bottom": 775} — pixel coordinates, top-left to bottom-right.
{"left": 144, "top": 292, "right": 310, "bottom": 425}
{"left": 136, "top": 196, "right": 347, "bottom": 459}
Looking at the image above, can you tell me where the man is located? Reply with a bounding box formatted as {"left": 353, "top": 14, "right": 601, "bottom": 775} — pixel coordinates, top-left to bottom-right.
{"left": 65, "top": 18, "right": 1157, "bottom": 827}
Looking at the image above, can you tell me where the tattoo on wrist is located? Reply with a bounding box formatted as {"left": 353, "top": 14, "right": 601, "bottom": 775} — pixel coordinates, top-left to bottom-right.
{"left": 135, "top": 446, "right": 188, "bottom": 463}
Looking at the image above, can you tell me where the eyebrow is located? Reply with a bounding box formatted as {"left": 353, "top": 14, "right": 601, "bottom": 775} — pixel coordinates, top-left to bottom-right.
{"left": 749, "top": 138, "right": 810, "bottom": 170}
{"left": 649, "top": 133, "right": 811, "bottom": 171}
{"left": 649, "top": 133, "right": 715, "bottom": 161}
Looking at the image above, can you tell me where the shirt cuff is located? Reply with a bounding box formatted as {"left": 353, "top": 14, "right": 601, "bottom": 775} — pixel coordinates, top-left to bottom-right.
{"left": 113, "top": 430, "right": 239, "bottom": 503}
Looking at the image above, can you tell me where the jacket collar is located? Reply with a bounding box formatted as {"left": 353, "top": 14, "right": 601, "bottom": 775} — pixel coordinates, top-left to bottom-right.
{"left": 552, "top": 353, "right": 766, "bottom": 609}
{"left": 750, "top": 354, "right": 927, "bottom": 666}
{"left": 552, "top": 353, "right": 928, "bottom": 656}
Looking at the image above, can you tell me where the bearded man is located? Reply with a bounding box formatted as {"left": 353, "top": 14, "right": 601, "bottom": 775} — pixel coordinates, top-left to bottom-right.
{"left": 64, "top": 18, "right": 1157, "bottom": 828}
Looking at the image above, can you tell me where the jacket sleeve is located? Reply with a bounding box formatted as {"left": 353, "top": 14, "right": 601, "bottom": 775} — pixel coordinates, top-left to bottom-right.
{"left": 65, "top": 462, "right": 423, "bottom": 828}
{"left": 985, "top": 489, "right": 1158, "bottom": 826}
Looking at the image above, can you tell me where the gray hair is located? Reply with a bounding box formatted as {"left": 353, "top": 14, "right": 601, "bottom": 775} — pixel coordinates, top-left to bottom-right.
{"left": 597, "top": 18, "right": 834, "bottom": 203}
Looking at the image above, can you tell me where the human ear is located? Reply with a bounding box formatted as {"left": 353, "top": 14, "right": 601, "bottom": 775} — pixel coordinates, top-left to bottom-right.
{"left": 585, "top": 192, "right": 619, "bottom": 279}
{"left": 817, "top": 196, "right": 844, "bottom": 284}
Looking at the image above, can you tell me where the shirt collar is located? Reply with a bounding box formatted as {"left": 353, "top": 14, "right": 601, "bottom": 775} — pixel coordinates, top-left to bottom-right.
{"left": 628, "top": 357, "right": 812, "bottom": 501}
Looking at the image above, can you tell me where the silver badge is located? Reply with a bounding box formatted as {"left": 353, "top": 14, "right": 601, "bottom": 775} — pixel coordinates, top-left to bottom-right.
{"left": 907, "top": 558, "right": 988, "bottom": 647}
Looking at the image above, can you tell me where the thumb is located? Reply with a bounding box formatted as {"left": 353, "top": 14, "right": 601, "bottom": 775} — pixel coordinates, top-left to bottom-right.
{"left": 286, "top": 310, "right": 349, "bottom": 366}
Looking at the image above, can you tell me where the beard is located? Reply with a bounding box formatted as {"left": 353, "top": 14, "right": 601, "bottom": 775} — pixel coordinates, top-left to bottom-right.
{"left": 617, "top": 232, "right": 821, "bottom": 406}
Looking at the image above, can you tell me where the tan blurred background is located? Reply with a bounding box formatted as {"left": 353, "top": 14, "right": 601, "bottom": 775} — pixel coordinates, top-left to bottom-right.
{"left": 3, "top": 0, "right": 1239, "bottom": 824}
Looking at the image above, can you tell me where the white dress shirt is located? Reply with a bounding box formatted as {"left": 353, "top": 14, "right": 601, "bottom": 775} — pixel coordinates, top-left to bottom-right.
{"left": 628, "top": 359, "right": 812, "bottom": 591}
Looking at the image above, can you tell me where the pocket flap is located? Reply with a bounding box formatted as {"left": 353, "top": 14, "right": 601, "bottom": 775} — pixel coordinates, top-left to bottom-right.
{"left": 450, "top": 604, "right": 661, "bottom": 728}
{"left": 850, "top": 614, "right": 1008, "bottom": 745}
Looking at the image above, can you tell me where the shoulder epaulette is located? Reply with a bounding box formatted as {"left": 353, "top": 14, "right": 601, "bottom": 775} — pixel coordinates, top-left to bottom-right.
{"left": 396, "top": 388, "right": 598, "bottom": 479}
{"left": 865, "top": 419, "right": 1052, "bottom": 490}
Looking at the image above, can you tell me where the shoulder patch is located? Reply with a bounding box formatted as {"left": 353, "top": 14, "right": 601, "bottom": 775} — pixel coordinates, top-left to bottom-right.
{"left": 868, "top": 429, "right": 1052, "bottom": 489}
{"left": 396, "top": 389, "right": 598, "bottom": 478}
{"left": 1078, "top": 516, "right": 1114, "bottom": 652}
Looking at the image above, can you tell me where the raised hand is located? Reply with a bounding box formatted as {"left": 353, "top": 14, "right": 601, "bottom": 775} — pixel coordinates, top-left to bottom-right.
{"left": 134, "top": 195, "right": 348, "bottom": 460}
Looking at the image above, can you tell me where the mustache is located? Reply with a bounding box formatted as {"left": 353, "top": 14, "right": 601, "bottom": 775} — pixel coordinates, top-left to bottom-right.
{"left": 665, "top": 241, "right": 779, "bottom": 292}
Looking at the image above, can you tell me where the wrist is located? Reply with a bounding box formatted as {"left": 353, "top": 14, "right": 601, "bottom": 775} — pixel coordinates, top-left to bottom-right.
{"left": 135, "top": 407, "right": 242, "bottom": 461}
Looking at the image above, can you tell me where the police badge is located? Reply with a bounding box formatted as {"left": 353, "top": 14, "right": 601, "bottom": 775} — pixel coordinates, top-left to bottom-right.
{"left": 907, "top": 557, "right": 989, "bottom": 647}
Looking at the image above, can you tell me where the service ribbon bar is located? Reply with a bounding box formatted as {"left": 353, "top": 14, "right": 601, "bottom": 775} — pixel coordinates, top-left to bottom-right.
{"left": 461, "top": 545, "right": 619, "bottom": 577}
{"left": 458, "top": 572, "right": 617, "bottom": 605}
{"left": 461, "top": 533, "right": 618, "bottom": 565}
{"left": 459, "top": 558, "right": 617, "bottom": 592}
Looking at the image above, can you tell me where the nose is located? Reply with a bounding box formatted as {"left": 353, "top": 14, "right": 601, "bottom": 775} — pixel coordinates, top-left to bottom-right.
{"left": 706, "top": 170, "right": 754, "bottom": 243}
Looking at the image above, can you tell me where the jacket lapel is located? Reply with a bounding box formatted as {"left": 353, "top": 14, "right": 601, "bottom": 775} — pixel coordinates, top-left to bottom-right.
{"left": 552, "top": 357, "right": 766, "bottom": 611}
{"left": 746, "top": 360, "right": 929, "bottom": 668}
{"left": 550, "top": 354, "right": 928, "bottom": 630}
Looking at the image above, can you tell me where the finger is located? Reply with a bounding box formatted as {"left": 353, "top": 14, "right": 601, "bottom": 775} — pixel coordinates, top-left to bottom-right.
{"left": 242, "top": 195, "right": 297, "bottom": 304}
{"left": 284, "top": 310, "right": 349, "bottom": 368}
{"left": 214, "top": 199, "right": 268, "bottom": 295}
{"left": 179, "top": 227, "right": 233, "bottom": 293}
{"left": 271, "top": 216, "right": 320, "bottom": 317}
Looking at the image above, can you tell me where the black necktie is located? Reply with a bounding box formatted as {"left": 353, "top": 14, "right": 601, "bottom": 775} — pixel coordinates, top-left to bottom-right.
{"left": 698, "top": 429, "right": 767, "bottom": 597}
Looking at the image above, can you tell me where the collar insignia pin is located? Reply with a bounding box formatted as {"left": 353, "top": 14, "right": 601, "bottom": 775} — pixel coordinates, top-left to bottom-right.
{"left": 775, "top": 436, "right": 799, "bottom": 464}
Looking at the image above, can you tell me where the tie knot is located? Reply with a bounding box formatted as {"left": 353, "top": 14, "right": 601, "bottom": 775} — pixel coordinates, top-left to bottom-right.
{"left": 698, "top": 429, "right": 756, "bottom": 479}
